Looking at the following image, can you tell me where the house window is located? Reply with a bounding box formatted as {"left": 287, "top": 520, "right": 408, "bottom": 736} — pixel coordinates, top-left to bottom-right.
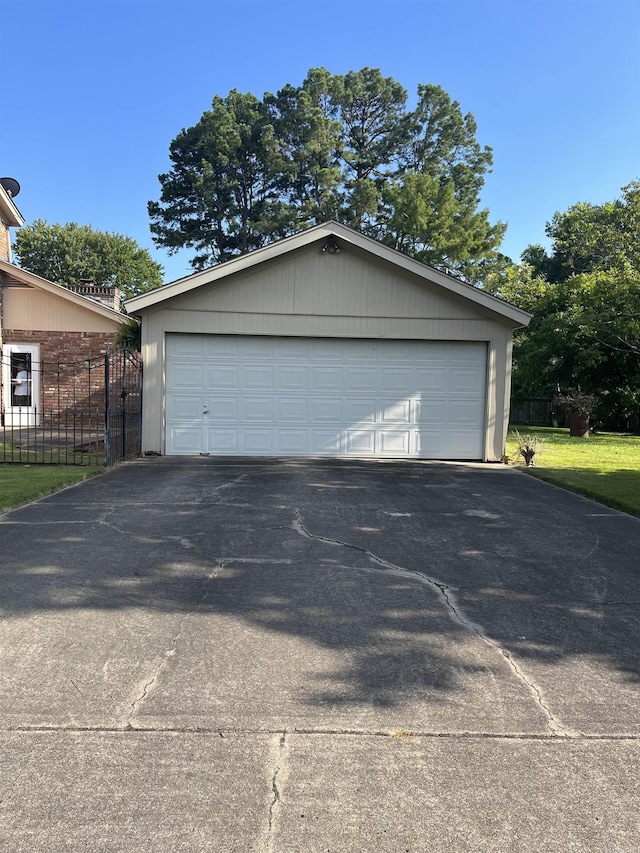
{"left": 11, "top": 352, "right": 33, "bottom": 408}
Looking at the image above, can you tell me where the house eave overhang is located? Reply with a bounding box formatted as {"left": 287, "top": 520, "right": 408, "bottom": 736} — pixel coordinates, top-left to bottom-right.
{"left": 0, "top": 185, "right": 24, "bottom": 228}
{"left": 125, "top": 221, "right": 533, "bottom": 328}
{"left": 0, "top": 259, "right": 124, "bottom": 324}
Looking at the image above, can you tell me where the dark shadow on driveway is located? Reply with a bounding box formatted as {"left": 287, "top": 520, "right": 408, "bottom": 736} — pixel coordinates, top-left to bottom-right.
{"left": 1, "top": 458, "right": 639, "bottom": 715}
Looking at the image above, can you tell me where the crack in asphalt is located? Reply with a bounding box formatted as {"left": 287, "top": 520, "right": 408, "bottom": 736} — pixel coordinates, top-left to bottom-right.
{"left": 580, "top": 530, "right": 601, "bottom": 560}
{"left": 292, "top": 510, "right": 575, "bottom": 738}
{"left": 126, "top": 550, "right": 223, "bottom": 727}
{"left": 98, "top": 506, "right": 130, "bottom": 536}
{"left": 207, "top": 472, "right": 251, "bottom": 495}
{"left": 264, "top": 732, "right": 286, "bottom": 853}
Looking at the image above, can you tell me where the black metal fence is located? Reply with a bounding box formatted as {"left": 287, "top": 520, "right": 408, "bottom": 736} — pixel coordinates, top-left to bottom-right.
{"left": 1, "top": 349, "right": 142, "bottom": 466}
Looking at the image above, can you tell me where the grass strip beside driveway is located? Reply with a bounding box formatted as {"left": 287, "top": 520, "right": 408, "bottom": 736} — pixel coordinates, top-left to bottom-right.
{"left": 506, "top": 427, "right": 640, "bottom": 517}
{"left": 0, "top": 465, "right": 102, "bottom": 513}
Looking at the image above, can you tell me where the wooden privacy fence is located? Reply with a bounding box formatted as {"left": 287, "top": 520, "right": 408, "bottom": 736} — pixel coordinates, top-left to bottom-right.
{"left": 510, "top": 396, "right": 639, "bottom": 433}
{"left": 1, "top": 349, "right": 142, "bottom": 466}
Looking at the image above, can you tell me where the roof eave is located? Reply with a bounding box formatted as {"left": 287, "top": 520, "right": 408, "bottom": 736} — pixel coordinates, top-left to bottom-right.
{"left": 0, "top": 185, "right": 24, "bottom": 228}
{"left": 125, "top": 224, "right": 335, "bottom": 313}
{"left": 0, "top": 260, "right": 124, "bottom": 323}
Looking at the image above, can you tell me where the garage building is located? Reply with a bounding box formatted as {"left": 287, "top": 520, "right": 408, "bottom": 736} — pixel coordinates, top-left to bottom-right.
{"left": 126, "top": 222, "right": 530, "bottom": 461}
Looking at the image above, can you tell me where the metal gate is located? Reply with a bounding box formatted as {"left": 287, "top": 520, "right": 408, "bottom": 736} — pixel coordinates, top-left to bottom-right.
{"left": 1, "top": 349, "right": 142, "bottom": 466}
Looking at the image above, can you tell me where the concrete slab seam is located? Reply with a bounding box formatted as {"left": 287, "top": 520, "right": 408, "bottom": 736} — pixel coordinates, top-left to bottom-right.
{"left": 292, "top": 510, "right": 576, "bottom": 739}
{"left": 4, "top": 725, "right": 638, "bottom": 740}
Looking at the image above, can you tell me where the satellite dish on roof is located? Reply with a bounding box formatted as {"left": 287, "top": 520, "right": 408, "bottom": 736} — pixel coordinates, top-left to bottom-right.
{"left": 0, "top": 178, "right": 21, "bottom": 198}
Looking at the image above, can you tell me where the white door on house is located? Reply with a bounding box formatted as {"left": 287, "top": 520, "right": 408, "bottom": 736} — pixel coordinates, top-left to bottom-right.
{"left": 2, "top": 344, "right": 40, "bottom": 427}
{"left": 164, "top": 335, "right": 487, "bottom": 459}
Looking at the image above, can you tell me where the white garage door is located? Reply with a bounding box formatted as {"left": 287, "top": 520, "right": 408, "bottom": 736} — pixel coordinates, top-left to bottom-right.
{"left": 165, "top": 335, "right": 486, "bottom": 459}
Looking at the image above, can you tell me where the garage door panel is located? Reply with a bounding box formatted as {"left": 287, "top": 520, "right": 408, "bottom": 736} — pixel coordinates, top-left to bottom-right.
{"left": 416, "top": 430, "right": 449, "bottom": 455}
{"left": 345, "top": 430, "right": 376, "bottom": 454}
{"left": 276, "top": 430, "right": 308, "bottom": 453}
{"left": 170, "top": 427, "right": 205, "bottom": 454}
{"left": 310, "top": 398, "right": 343, "bottom": 421}
{"left": 379, "top": 367, "right": 413, "bottom": 392}
{"left": 167, "top": 363, "right": 203, "bottom": 389}
{"left": 310, "top": 366, "right": 343, "bottom": 391}
{"left": 420, "top": 342, "right": 450, "bottom": 362}
{"left": 379, "top": 430, "right": 411, "bottom": 454}
{"left": 378, "top": 342, "right": 416, "bottom": 361}
{"left": 450, "top": 368, "right": 486, "bottom": 394}
{"left": 449, "top": 400, "right": 485, "bottom": 424}
{"left": 170, "top": 337, "right": 205, "bottom": 357}
{"left": 415, "top": 368, "right": 448, "bottom": 393}
{"left": 240, "top": 338, "right": 275, "bottom": 360}
{"left": 278, "top": 398, "right": 308, "bottom": 422}
{"left": 165, "top": 335, "right": 486, "bottom": 459}
{"left": 344, "top": 399, "right": 377, "bottom": 424}
{"left": 447, "top": 431, "right": 484, "bottom": 457}
{"left": 381, "top": 401, "right": 411, "bottom": 424}
{"left": 309, "top": 340, "right": 344, "bottom": 361}
{"left": 207, "top": 429, "right": 238, "bottom": 453}
{"left": 449, "top": 344, "right": 482, "bottom": 364}
{"left": 309, "top": 429, "right": 342, "bottom": 454}
{"left": 203, "top": 337, "right": 239, "bottom": 359}
{"left": 275, "top": 339, "right": 309, "bottom": 360}
{"left": 208, "top": 397, "right": 238, "bottom": 421}
{"left": 241, "top": 366, "right": 273, "bottom": 390}
{"left": 345, "top": 367, "right": 378, "bottom": 392}
{"left": 167, "top": 395, "right": 204, "bottom": 421}
{"left": 414, "top": 399, "right": 447, "bottom": 425}
{"left": 276, "top": 366, "right": 308, "bottom": 390}
{"left": 241, "top": 430, "right": 274, "bottom": 453}
{"left": 205, "top": 365, "right": 238, "bottom": 390}
{"left": 346, "top": 341, "right": 380, "bottom": 361}
{"left": 241, "top": 398, "right": 274, "bottom": 422}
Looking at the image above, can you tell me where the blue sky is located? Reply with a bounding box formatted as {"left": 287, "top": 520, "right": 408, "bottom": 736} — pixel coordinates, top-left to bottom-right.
{"left": 2, "top": 0, "right": 638, "bottom": 283}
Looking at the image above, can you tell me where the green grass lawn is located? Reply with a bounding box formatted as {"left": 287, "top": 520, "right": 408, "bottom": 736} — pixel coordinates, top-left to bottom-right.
{"left": 506, "top": 427, "right": 640, "bottom": 517}
{"left": 0, "top": 465, "right": 103, "bottom": 513}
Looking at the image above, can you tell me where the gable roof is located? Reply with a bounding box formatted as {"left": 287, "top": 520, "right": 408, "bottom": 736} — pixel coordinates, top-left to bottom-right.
{"left": 0, "top": 259, "right": 124, "bottom": 324}
{"left": 125, "top": 221, "right": 532, "bottom": 327}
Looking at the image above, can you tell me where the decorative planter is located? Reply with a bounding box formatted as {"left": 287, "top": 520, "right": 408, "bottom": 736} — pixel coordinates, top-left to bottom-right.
{"left": 569, "top": 412, "right": 590, "bottom": 437}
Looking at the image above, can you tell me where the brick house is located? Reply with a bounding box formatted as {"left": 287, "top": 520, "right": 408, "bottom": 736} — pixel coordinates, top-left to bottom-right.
{"left": 0, "top": 182, "right": 123, "bottom": 426}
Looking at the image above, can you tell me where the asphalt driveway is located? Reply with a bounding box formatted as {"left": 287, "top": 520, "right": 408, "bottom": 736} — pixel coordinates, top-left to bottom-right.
{"left": 0, "top": 458, "right": 638, "bottom": 851}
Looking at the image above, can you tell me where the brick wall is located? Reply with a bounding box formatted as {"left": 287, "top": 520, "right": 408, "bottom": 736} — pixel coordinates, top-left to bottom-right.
{"left": 2, "top": 329, "right": 118, "bottom": 422}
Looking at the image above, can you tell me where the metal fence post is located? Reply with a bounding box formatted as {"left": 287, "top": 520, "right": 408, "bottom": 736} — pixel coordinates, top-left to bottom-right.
{"left": 121, "top": 351, "right": 127, "bottom": 459}
{"left": 104, "top": 350, "right": 111, "bottom": 467}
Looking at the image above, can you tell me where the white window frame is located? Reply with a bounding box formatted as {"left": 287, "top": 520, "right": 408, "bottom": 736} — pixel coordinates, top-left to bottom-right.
{"left": 2, "top": 343, "right": 41, "bottom": 427}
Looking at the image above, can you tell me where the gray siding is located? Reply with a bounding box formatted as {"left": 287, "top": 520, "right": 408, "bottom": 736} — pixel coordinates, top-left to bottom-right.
{"left": 168, "top": 244, "right": 485, "bottom": 321}
{"left": 140, "top": 243, "right": 514, "bottom": 461}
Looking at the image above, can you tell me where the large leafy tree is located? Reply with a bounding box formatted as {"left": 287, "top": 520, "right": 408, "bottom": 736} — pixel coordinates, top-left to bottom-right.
{"left": 149, "top": 67, "right": 505, "bottom": 280}
{"left": 485, "top": 184, "right": 640, "bottom": 425}
{"left": 148, "top": 90, "right": 292, "bottom": 268}
{"left": 381, "top": 84, "right": 505, "bottom": 279}
{"left": 523, "top": 182, "right": 640, "bottom": 282}
{"left": 14, "top": 220, "right": 163, "bottom": 299}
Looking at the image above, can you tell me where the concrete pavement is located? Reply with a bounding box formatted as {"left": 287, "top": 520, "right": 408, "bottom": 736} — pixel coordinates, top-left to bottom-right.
{"left": 0, "top": 458, "right": 638, "bottom": 851}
